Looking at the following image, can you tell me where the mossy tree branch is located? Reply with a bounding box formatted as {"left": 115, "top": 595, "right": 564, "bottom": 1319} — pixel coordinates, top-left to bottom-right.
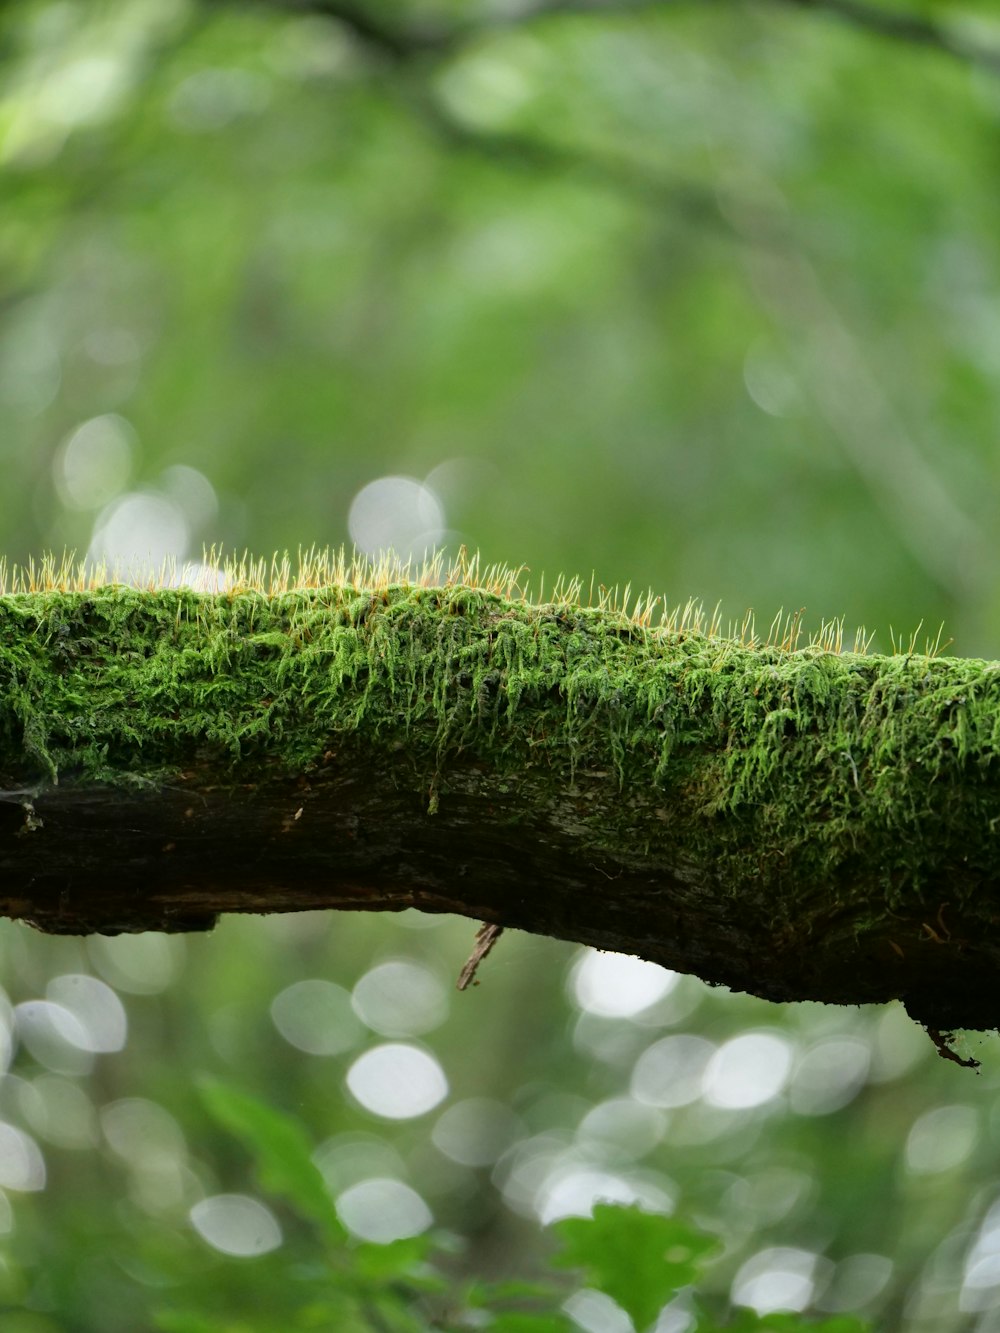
{"left": 1, "top": 578, "right": 998, "bottom": 1033}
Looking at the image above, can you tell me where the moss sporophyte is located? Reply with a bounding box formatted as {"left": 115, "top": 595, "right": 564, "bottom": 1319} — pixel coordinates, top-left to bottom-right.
{"left": 0, "top": 548, "right": 997, "bottom": 1038}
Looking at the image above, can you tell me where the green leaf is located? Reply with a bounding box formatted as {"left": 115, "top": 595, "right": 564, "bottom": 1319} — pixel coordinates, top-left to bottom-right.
{"left": 197, "top": 1077, "right": 344, "bottom": 1242}
{"left": 551, "top": 1204, "right": 721, "bottom": 1332}
{"left": 486, "top": 1316, "right": 577, "bottom": 1333}
{"left": 153, "top": 1317, "right": 264, "bottom": 1333}
{"left": 465, "top": 1279, "right": 564, "bottom": 1308}
{"left": 351, "top": 1235, "right": 442, "bottom": 1285}
{"left": 294, "top": 1303, "right": 383, "bottom": 1333}
{"left": 727, "top": 1316, "right": 872, "bottom": 1333}
{"left": 153, "top": 1316, "right": 219, "bottom": 1333}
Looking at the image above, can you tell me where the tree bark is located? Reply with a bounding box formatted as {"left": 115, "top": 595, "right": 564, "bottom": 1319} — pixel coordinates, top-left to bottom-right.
{"left": 1, "top": 578, "right": 998, "bottom": 1032}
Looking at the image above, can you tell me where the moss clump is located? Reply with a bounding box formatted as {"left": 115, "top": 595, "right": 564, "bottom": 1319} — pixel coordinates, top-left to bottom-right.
{"left": 0, "top": 578, "right": 998, "bottom": 930}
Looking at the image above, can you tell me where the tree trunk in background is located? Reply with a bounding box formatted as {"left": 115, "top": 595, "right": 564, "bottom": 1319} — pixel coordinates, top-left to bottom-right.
{"left": 0, "top": 574, "right": 998, "bottom": 1033}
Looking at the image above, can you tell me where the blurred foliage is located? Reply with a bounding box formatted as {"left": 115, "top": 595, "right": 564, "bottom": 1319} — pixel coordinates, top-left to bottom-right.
{"left": 153, "top": 1083, "right": 877, "bottom": 1332}
{"left": 3, "top": 0, "right": 1000, "bottom": 648}
{"left": 4, "top": 0, "right": 1000, "bottom": 1330}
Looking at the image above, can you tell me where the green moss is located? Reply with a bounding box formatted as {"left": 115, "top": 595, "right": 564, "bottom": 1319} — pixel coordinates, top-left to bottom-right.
{"left": 1, "top": 581, "right": 998, "bottom": 925}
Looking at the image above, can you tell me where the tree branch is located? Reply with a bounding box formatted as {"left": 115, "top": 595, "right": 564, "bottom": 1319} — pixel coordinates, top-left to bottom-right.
{"left": 779, "top": 0, "right": 1000, "bottom": 77}
{"left": 270, "top": 0, "right": 1000, "bottom": 78}
{"left": 414, "top": 94, "right": 739, "bottom": 237}
{"left": 195, "top": 0, "right": 752, "bottom": 243}
{"left": 278, "top": 0, "right": 455, "bottom": 58}
{"left": 236, "top": 0, "right": 999, "bottom": 249}
{"left": 1, "top": 572, "right": 999, "bottom": 1033}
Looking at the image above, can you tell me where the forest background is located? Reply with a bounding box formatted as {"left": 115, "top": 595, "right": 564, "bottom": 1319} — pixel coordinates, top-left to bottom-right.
{"left": 3, "top": 0, "right": 1000, "bottom": 1328}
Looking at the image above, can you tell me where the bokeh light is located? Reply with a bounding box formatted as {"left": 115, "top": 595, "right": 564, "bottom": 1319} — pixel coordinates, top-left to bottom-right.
{"left": 270, "top": 979, "right": 364, "bottom": 1055}
{"left": 45, "top": 974, "right": 127, "bottom": 1053}
{"left": 88, "top": 491, "right": 189, "bottom": 568}
{"left": 189, "top": 1194, "right": 282, "bottom": 1257}
{"left": 351, "top": 959, "right": 448, "bottom": 1037}
{"left": 335, "top": 1177, "right": 432, "bottom": 1242}
{"left": 86, "top": 932, "right": 185, "bottom": 996}
{"left": 576, "top": 1097, "right": 665, "bottom": 1161}
{"left": 702, "top": 1032, "right": 793, "bottom": 1111}
{"left": 906, "top": 1104, "right": 979, "bottom": 1176}
{"left": 0, "top": 1123, "right": 45, "bottom": 1192}
{"left": 570, "top": 950, "right": 679, "bottom": 1019}
{"left": 53, "top": 413, "right": 134, "bottom": 510}
{"left": 732, "top": 1247, "right": 828, "bottom": 1315}
{"left": 19, "top": 1074, "right": 97, "bottom": 1150}
{"left": 432, "top": 1096, "right": 522, "bottom": 1168}
{"left": 14, "top": 1001, "right": 95, "bottom": 1075}
{"left": 314, "top": 1131, "right": 408, "bottom": 1194}
{"left": 788, "top": 1037, "right": 871, "bottom": 1116}
{"left": 345, "top": 1043, "right": 449, "bottom": 1120}
{"left": 563, "top": 1288, "right": 633, "bottom": 1333}
{"left": 631, "top": 1035, "right": 715, "bottom": 1109}
{"left": 347, "top": 476, "right": 446, "bottom": 560}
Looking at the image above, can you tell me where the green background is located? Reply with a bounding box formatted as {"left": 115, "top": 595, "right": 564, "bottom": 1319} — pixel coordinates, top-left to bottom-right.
{"left": 3, "top": 0, "right": 1000, "bottom": 1327}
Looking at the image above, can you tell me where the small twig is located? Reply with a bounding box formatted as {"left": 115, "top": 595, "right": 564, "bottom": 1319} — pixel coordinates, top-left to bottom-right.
{"left": 456, "top": 923, "right": 504, "bottom": 990}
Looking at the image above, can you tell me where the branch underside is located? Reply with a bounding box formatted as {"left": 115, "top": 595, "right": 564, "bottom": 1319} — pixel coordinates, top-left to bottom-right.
{"left": 1, "top": 581, "right": 998, "bottom": 1031}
